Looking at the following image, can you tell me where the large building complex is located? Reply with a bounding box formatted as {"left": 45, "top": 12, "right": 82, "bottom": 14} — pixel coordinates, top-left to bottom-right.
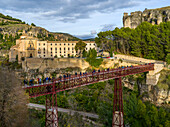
{"left": 9, "top": 35, "right": 96, "bottom": 62}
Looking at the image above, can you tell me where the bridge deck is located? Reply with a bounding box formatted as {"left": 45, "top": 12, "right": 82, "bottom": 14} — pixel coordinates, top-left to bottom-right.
{"left": 23, "top": 64, "right": 154, "bottom": 98}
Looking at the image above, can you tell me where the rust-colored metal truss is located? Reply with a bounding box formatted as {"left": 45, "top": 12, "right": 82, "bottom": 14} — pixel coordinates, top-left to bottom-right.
{"left": 112, "top": 78, "right": 124, "bottom": 127}
{"left": 23, "top": 64, "right": 154, "bottom": 127}
{"left": 46, "top": 93, "right": 58, "bottom": 127}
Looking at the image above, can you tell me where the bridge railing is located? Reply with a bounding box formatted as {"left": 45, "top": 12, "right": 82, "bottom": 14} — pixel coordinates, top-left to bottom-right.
{"left": 23, "top": 64, "right": 154, "bottom": 98}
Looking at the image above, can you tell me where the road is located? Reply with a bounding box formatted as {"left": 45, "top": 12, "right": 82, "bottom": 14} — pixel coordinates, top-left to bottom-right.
{"left": 27, "top": 103, "right": 99, "bottom": 119}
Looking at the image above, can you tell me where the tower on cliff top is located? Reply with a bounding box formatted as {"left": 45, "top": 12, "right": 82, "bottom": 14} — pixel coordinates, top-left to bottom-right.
{"left": 123, "top": 12, "right": 128, "bottom": 17}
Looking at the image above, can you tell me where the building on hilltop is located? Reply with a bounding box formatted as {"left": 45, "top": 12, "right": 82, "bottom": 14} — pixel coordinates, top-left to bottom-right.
{"left": 9, "top": 35, "right": 96, "bottom": 63}
{"left": 123, "top": 6, "right": 170, "bottom": 29}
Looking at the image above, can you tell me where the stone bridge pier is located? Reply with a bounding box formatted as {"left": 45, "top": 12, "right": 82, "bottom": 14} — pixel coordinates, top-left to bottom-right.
{"left": 146, "top": 63, "right": 164, "bottom": 86}
{"left": 144, "top": 63, "right": 169, "bottom": 104}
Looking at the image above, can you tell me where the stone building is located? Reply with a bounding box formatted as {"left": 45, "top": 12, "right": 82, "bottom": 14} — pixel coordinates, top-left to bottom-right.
{"left": 9, "top": 35, "right": 96, "bottom": 63}
{"left": 123, "top": 6, "right": 170, "bottom": 29}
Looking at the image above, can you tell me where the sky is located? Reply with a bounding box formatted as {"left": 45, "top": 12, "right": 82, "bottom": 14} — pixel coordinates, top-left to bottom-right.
{"left": 0, "top": 0, "right": 170, "bottom": 39}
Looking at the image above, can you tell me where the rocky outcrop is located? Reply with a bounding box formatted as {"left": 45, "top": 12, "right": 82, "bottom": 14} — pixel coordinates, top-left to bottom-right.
{"left": 0, "top": 24, "right": 30, "bottom": 37}
{"left": 124, "top": 68, "right": 170, "bottom": 105}
{"left": 123, "top": 6, "right": 170, "bottom": 28}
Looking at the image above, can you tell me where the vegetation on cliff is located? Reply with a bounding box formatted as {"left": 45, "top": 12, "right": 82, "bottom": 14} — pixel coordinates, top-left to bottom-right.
{"left": 95, "top": 22, "right": 170, "bottom": 63}
{"left": 85, "top": 48, "right": 103, "bottom": 67}
{"left": 157, "top": 70, "right": 170, "bottom": 90}
{"left": 0, "top": 13, "right": 23, "bottom": 23}
{"left": 0, "top": 33, "right": 21, "bottom": 50}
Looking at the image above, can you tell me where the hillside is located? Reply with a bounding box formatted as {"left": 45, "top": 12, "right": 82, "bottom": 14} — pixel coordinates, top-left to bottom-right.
{"left": 0, "top": 13, "right": 79, "bottom": 42}
{"left": 0, "top": 13, "right": 24, "bottom": 24}
{"left": 147, "top": 6, "right": 170, "bottom": 11}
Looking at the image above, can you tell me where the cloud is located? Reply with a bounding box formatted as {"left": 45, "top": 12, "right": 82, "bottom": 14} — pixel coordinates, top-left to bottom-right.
{"left": 101, "top": 24, "right": 116, "bottom": 31}
{"left": 91, "top": 30, "right": 97, "bottom": 35}
{"left": 75, "top": 34, "right": 96, "bottom": 40}
{"left": 0, "top": 0, "right": 148, "bottom": 23}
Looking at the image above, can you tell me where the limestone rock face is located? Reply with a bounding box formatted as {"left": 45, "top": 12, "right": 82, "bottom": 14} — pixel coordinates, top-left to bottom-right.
{"left": 123, "top": 6, "right": 170, "bottom": 28}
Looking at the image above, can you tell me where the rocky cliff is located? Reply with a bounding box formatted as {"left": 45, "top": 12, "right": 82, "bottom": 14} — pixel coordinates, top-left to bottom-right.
{"left": 123, "top": 6, "right": 170, "bottom": 29}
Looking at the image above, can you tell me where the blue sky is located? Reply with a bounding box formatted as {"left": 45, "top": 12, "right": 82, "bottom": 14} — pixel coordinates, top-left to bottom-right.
{"left": 0, "top": 0, "right": 169, "bottom": 39}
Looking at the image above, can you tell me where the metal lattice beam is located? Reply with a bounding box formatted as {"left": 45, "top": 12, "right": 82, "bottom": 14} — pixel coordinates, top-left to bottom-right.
{"left": 23, "top": 64, "right": 154, "bottom": 98}
{"left": 23, "top": 64, "right": 154, "bottom": 127}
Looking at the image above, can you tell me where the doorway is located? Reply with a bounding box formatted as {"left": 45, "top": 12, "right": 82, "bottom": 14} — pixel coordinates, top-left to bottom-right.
{"left": 30, "top": 53, "right": 33, "bottom": 58}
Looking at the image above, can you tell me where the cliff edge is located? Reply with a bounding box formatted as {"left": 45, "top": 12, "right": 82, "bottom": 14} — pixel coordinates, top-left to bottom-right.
{"left": 123, "top": 6, "right": 170, "bottom": 29}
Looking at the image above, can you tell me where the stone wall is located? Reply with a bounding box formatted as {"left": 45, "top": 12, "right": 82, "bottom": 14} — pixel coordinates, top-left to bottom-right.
{"left": 22, "top": 58, "right": 90, "bottom": 72}
{"left": 123, "top": 7, "right": 170, "bottom": 28}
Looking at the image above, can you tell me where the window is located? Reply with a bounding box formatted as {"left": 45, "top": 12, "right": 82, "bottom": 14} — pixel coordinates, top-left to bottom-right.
{"left": 55, "top": 48, "right": 57, "bottom": 50}
{"left": 72, "top": 43, "right": 74, "bottom": 46}
{"left": 38, "top": 48, "right": 41, "bottom": 54}
{"left": 39, "top": 43, "right": 40, "bottom": 46}
{"left": 90, "top": 44, "right": 91, "bottom": 46}
{"left": 72, "top": 51, "right": 74, "bottom": 53}
{"left": 55, "top": 43, "right": 57, "bottom": 46}
{"left": 72, "top": 48, "right": 74, "bottom": 50}
{"left": 43, "top": 48, "right": 45, "bottom": 51}
{"left": 44, "top": 52, "right": 45, "bottom": 54}
{"left": 94, "top": 43, "right": 95, "bottom": 46}
{"left": 44, "top": 55, "right": 45, "bottom": 57}
{"left": 64, "top": 54, "right": 66, "bottom": 56}
{"left": 60, "top": 51, "right": 61, "bottom": 53}
{"left": 60, "top": 48, "right": 61, "bottom": 50}
{"left": 44, "top": 43, "right": 45, "bottom": 46}
{"left": 68, "top": 48, "right": 70, "bottom": 50}
{"left": 60, "top": 44, "right": 61, "bottom": 46}
{"left": 51, "top": 43, "right": 52, "bottom": 46}
{"left": 51, "top": 52, "right": 52, "bottom": 54}
{"left": 64, "top": 48, "right": 65, "bottom": 50}
{"left": 55, "top": 51, "right": 57, "bottom": 53}
{"left": 86, "top": 48, "right": 87, "bottom": 50}
{"left": 64, "top": 51, "right": 66, "bottom": 53}
{"left": 68, "top": 43, "right": 70, "bottom": 45}
{"left": 64, "top": 43, "right": 65, "bottom": 45}
{"left": 51, "top": 55, "right": 52, "bottom": 56}
{"left": 51, "top": 48, "right": 52, "bottom": 50}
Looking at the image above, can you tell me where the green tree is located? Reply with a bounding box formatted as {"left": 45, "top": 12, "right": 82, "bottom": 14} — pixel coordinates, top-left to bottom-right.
{"left": 75, "top": 40, "right": 86, "bottom": 57}
{"left": 165, "top": 53, "right": 170, "bottom": 64}
{"left": 31, "top": 23, "right": 36, "bottom": 26}
{"left": 82, "top": 50, "right": 87, "bottom": 57}
{"left": 158, "top": 107, "right": 166, "bottom": 126}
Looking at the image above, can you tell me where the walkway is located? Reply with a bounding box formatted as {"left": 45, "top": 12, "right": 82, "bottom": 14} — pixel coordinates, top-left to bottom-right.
{"left": 27, "top": 103, "right": 99, "bottom": 119}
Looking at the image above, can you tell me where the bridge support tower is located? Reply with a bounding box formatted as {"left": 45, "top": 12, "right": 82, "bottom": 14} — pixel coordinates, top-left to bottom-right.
{"left": 45, "top": 94, "right": 58, "bottom": 127}
{"left": 112, "top": 78, "right": 124, "bottom": 127}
